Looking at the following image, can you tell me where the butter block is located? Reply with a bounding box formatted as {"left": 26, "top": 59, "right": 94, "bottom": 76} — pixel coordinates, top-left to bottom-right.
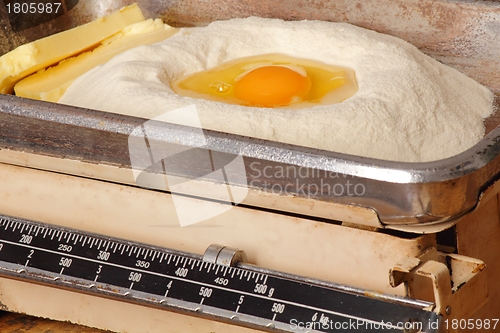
{"left": 0, "top": 3, "right": 145, "bottom": 94}
{"left": 15, "top": 19, "right": 178, "bottom": 102}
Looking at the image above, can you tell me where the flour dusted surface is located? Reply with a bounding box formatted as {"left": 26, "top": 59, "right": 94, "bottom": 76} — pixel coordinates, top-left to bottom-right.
{"left": 59, "top": 17, "right": 494, "bottom": 162}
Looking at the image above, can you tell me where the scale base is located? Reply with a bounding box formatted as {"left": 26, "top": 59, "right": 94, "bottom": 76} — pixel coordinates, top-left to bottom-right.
{"left": 0, "top": 278, "right": 259, "bottom": 333}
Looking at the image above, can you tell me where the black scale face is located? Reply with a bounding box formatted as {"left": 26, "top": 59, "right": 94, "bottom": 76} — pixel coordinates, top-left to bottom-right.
{"left": 0, "top": 215, "right": 440, "bottom": 332}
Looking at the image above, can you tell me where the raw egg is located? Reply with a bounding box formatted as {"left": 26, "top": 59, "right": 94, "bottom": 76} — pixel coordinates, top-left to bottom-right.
{"left": 171, "top": 54, "right": 358, "bottom": 108}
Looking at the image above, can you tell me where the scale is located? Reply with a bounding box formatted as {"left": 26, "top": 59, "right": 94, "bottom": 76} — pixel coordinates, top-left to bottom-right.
{"left": 0, "top": 78, "right": 495, "bottom": 333}
{"left": 0, "top": 214, "right": 440, "bottom": 333}
{"left": 0, "top": 1, "right": 499, "bottom": 332}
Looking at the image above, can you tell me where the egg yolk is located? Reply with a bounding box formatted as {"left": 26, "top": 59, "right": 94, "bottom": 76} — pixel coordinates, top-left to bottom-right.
{"left": 234, "top": 66, "right": 312, "bottom": 107}
{"left": 171, "top": 54, "right": 357, "bottom": 109}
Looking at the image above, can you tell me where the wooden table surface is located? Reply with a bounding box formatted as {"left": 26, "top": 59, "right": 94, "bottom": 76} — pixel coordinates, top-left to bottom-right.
{"left": 0, "top": 311, "right": 109, "bottom": 332}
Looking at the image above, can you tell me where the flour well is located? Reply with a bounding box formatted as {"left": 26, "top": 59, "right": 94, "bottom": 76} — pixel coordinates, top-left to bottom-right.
{"left": 59, "top": 17, "right": 494, "bottom": 162}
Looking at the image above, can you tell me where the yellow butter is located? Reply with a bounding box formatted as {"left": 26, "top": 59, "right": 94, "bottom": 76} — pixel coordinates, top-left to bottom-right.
{"left": 15, "top": 19, "right": 178, "bottom": 102}
{"left": 0, "top": 3, "right": 145, "bottom": 94}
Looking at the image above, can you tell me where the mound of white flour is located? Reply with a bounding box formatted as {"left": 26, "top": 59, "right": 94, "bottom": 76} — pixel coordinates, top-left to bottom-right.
{"left": 59, "top": 17, "right": 494, "bottom": 162}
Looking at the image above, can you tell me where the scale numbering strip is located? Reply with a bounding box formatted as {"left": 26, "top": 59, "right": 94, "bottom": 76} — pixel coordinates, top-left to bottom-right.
{"left": 0, "top": 215, "right": 440, "bottom": 332}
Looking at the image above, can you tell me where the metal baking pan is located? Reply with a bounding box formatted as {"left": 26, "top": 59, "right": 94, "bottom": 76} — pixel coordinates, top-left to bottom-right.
{"left": 0, "top": 0, "right": 499, "bottom": 230}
